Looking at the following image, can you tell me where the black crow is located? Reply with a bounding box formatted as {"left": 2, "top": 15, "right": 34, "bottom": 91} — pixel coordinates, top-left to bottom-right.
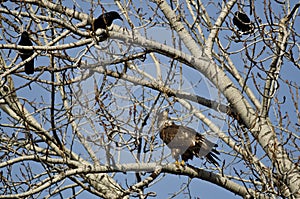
{"left": 233, "top": 11, "right": 254, "bottom": 34}
{"left": 90, "top": 11, "right": 123, "bottom": 31}
{"left": 18, "top": 31, "right": 34, "bottom": 74}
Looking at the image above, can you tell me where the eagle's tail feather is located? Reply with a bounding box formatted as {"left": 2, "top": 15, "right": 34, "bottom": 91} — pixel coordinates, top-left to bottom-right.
{"left": 206, "top": 152, "right": 220, "bottom": 166}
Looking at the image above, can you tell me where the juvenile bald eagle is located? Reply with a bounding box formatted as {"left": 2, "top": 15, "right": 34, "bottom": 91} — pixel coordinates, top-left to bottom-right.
{"left": 233, "top": 11, "right": 254, "bottom": 35}
{"left": 157, "top": 109, "right": 220, "bottom": 166}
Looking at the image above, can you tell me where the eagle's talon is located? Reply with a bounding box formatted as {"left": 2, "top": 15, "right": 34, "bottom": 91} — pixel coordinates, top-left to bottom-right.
{"left": 175, "top": 160, "right": 181, "bottom": 167}
{"left": 174, "top": 160, "right": 186, "bottom": 170}
{"left": 180, "top": 160, "right": 185, "bottom": 166}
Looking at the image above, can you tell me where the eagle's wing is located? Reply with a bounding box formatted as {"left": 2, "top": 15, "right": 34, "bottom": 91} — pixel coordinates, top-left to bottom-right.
{"left": 160, "top": 124, "right": 196, "bottom": 147}
{"left": 160, "top": 124, "right": 195, "bottom": 161}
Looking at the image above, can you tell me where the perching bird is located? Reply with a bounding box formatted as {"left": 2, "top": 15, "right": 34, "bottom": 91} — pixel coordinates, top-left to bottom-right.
{"left": 233, "top": 11, "right": 254, "bottom": 34}
{"left": 18, "top": 31, "right": 34, "bottom": 74}
{"left": 90, "top": 11, "right": 123, "bottom": 31}
{"left": 157, "top": 109, "right": 220, "bottom": 167}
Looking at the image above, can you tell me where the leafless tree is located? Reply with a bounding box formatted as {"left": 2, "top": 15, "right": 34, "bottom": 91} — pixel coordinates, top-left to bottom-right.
{"left": 0, "top": 1, "right": 299, "bottom": 198}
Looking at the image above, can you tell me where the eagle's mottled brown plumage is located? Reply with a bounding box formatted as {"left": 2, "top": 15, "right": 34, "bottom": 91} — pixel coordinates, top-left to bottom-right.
{"left": 157, "top": 109, "right": 220, "bottom": 166}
